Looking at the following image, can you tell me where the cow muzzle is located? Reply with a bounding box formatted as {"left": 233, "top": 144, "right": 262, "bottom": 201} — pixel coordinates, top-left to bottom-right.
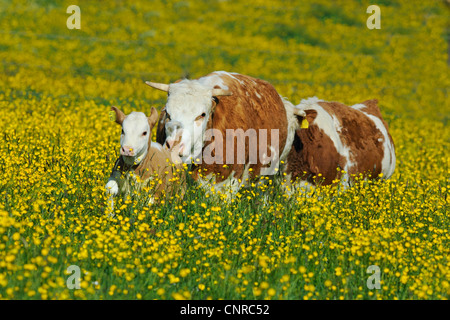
{"left": 120, "top": 146, "right": 135, "bottom": 157}
{"left": 166, "top": 139, "right": 185, "bottom": 156}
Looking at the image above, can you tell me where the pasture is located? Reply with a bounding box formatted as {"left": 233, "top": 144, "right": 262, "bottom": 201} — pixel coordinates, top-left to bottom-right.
{"left": 0, "top": 0, "right": 448, "bottom": 300}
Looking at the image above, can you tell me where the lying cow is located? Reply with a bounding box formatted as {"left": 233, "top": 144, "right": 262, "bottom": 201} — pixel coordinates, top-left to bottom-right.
{"left": 145, "top": 71, "right": 299, "bottom": 196}
{"left": 286, "top": 97, "right": 396, "bottom": 190}
{"left": 105, "top": 106, "right": 184, "bottom": 210}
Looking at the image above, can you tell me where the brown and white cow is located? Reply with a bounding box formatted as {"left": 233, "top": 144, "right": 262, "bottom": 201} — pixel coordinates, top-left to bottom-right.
{"left": 286, "top": 97, "right": 396, "bottom": 190}
{"left": 145, "top": 71, "right": 299, "bottom": 196}
{"left": 105, "top": 106, "right": 185, "bottom": 210}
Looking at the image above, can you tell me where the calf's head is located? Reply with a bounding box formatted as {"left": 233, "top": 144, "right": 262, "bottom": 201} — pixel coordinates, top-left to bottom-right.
{"left": 111, "top": 106, "right": 158, "bottom": 166}
{"left": 145, "top": 79, "right": 232, "bottom": 163}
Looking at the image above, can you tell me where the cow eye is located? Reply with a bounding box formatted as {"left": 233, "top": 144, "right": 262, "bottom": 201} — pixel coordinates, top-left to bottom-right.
{"left": 143, "top": 131, "right": 147, "bottom": 136}
{"left": 195, "top": 113, "right": 206, "bottom": 121}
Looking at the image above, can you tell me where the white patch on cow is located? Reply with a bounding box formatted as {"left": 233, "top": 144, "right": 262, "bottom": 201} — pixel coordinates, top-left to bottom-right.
{"left": 350, "top": 103, "right": 367, "bottom": 110}
{"left": 298, "top": 96, "right": 324, "bottom": 107}
{"left": 279, "top": 96, "right": 298, "bottom": 168}
{"left": 198, "top": 72, "right": 230, "bottom": 90}
{"left": 331, "top": 114, "right": 343, "bottom": 133}
{"left": 151, "top": 141, "right": 163, "bottom": 151}
{"left": 213, "top": 70, "right": 244, "bottom": 85}
{"left": 357, "top": 106, "right": 396, "bottom": 179}
{"left": 255, "top": 92, "right": 262, "bottom": 99}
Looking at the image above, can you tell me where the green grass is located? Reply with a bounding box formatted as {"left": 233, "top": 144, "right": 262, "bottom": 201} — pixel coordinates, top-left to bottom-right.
{"left": 0, "top": 0, "right": 448, "bottom": 300}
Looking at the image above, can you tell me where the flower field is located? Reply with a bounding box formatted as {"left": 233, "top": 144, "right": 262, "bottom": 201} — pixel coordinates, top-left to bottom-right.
{"left": 0, "top": 0, "right": 448, "bottom": 300}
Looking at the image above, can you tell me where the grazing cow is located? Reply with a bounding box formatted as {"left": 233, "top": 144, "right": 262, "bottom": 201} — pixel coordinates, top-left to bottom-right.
{"left": 145, "top": 71, "right": 299, "bottom": 196}
{"left": 105, "top": 106, "right": 184, "bottom": 210}
{"left": 286, "top": 97, "right": 396, "bottom": 190}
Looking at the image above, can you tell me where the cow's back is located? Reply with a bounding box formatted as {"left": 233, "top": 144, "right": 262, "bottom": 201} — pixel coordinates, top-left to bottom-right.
{"left": 286, "top": 97, "right": 395, "bottom": 186}
{"left": 211, "top": 72, "right": 287, "bottom": 141}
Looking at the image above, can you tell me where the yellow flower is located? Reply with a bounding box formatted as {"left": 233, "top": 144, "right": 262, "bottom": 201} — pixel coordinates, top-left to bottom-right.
{"left": 172, "top": 292, "right": 185, "bottom": 300}
{"left": 179, "top": 268, "right": 190, "bottom": 277}
{"left": 156, "top": 288, "right": 165, "bottom": 296}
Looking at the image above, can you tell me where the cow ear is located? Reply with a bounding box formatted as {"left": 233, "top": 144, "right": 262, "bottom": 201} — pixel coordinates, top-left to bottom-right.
{"left": 293, "top": 108, "right": 317, "bottom": 129}
{"left": 304, "top": 109, "right": 318, "bottom": 123}
{"left": 211, "top": 88, "right": 233, "bottom": 97}
{"left": 155, "top": 108, "right": 167, "bottom": 145}
{"left": 111, "top": 106, "right": 126, "bottom": 125}
{"left": 148, "top": 107, "right": 159, "bottom": 129}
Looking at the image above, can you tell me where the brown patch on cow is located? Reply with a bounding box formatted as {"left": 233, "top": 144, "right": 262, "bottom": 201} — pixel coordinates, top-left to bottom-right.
{"left": 191, "top": 72, "right": 288, "bottom": 184}
{"left": 286, "top": 109, "right": 347, "bottom": 185}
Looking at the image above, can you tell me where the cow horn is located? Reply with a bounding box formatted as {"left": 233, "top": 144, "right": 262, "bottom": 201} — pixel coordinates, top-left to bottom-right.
{"left": 211, "top": 88, "right": 233, "bottom": 96}
{"left": 145, "top": 81, "right": 170, "bottom": 92}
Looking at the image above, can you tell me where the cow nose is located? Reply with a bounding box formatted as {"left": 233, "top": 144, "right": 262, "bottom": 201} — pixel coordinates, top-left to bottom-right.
{"left": 121, "top": 146, "right": 134, "bottom": 156}
{"left": 178, "top": 143, "right": 185, "bottom": 156}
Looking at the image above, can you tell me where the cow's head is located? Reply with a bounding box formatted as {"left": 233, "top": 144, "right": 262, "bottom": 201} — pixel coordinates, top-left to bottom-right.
{"left": 145, "top": 79, "right": 232, "bottom": 163}
{"left": 110, "top": 106, "right": 159, "bottom": 166}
